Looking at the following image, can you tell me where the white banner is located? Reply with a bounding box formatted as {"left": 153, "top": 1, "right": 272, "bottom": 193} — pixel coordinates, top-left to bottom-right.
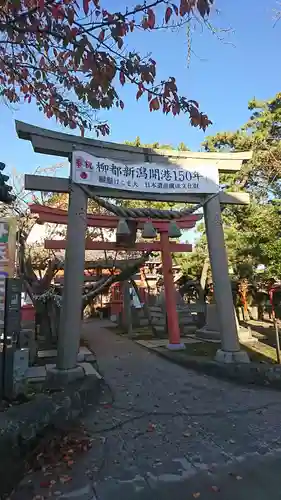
{"left": 71, "top": 151, "right": 219, "bottom": 194}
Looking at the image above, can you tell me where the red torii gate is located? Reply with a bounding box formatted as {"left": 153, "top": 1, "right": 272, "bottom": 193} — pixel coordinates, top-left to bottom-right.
{"left": 30, "top": 204, "right": 201, "bottom": 345}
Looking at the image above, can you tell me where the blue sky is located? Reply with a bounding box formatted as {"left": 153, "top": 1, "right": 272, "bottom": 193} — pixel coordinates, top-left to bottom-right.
{"left": 1, "top": 0, "right": 280, "bottom": 181}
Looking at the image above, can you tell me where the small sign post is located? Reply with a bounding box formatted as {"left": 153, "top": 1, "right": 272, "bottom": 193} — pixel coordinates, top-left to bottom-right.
{"left": 1, "top": 278, "right": 22, "bottom": 399}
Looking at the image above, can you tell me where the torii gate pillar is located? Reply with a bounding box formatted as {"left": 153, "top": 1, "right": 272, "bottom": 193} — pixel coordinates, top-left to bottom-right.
{"left": 204, "top": 195, "right": 249, "bottom": 362}
{"left": 56, "top": 184, "right": 88, "bottom": 372}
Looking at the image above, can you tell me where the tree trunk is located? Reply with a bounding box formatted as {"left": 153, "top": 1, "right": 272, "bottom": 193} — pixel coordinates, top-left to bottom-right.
{"left": 35, "top": 299, "right": 60, "bottom": 348}
{"left": 82, "top": 252, "right": 152, "bottom": 307}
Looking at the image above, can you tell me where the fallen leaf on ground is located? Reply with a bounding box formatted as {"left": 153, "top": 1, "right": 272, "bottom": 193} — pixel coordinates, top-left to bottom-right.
{"left": 229, "top": 472, "right": 243, "bottom": 480}
{"left": 59, "top": 475, "right": 72, "bottom": 484}
{"left": 39, "top": 480, "right": 51, "bottom": 488}
{"left": 211, "top": 485, "right": 220, "bottom": 492}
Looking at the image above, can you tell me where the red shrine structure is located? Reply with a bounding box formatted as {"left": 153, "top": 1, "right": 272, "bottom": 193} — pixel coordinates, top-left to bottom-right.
{"left": 30, "top": 204, "right": 201, "bottom": 345}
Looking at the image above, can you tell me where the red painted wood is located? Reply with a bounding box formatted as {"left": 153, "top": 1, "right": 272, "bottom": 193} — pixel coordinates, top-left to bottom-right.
{"left": 29, "top": 204, "right": 201, "bottom": 230}
{"left": 45, "top": 240, "right": 192, "bottom": 252}
{"left": 21, "top": 304, "right": 35, "bottom": 322}
{"left": 160, "top": 231, "right": 181, "bottom": 345}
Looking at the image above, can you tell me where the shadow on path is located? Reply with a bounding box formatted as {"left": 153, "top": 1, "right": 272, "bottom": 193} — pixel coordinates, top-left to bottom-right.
{"left": 11, "top": 319, "right": 281, "bottom": 499}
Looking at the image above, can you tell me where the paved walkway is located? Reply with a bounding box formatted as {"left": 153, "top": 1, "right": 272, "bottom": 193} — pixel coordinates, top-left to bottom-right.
{"left": 12, "top": 320, "right": 281, "bottom": 499}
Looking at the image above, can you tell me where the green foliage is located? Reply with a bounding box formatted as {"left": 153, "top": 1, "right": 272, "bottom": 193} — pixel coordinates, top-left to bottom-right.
{"left": 124, "top": 137, "right": 190, "bottom": 151}
{"left": 203, "top": 92, "right": 281, "bottom": 200}
{"left": 191, "top": 92, "right": 281, "bottom": 280}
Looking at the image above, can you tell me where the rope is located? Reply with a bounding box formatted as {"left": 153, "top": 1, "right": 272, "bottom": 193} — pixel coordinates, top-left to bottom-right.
{"left": 79, "top": 184, "right": 220, "bottom": 220}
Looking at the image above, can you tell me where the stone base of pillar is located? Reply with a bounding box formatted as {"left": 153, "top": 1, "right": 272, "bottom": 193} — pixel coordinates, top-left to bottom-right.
{"left": 196, "top": 304, "right": 258, "bottom": 344}
{"left": 197, "top": 326, "right": 257, "bottom": 344}
{"left": 237, "top": 326, "right": 258, "bottom": 343}
{"left": 46, "top": 365, "right": 84, "bottom": 388}
{"left": 166, "top": 342, "right": 186, "bottom": 351}
{"left": 215, "top": 349, "right": 250, "bottom": 364}
{"left": 196, "top": 328, "right": 221, "bottom": 341}
{"left": 196, "top": 304, "right": 220, "bottom": 341}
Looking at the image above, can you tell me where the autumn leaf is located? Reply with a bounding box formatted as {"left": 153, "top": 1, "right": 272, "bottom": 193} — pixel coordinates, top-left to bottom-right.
{"left": 59, "top": 475, "right": 72, "bottom": 484}
{"left": 197, "top": 0, "right": 210, "bottom": 18}
{"left": 117, "top": 37, "right": 123, "bottom": 49}
{"left": 98, "top": 30, "right": 105, "bottom": 42}
{"left": 147, "top": 8, "right": 155, "bottom": 29}
{"left": 180, "top": 0, "right": 194, "bottom": 16}
{"left": 229, "top": 472, "right": 243, "bottom": 480}
{"left": 70, "top": 27, "right": 79, "bottom": 38}
{"left": 83, "top": 0, "right": 89, "bottom": 15}
{"left": 39, "top": 480, "right": 51, "bottom": 488}
{"left": 142, "top": 16, "right": 149, "bottom": 29}
{"left": 119, "top": 71, "right": 125, "bottom": 85}
{"left": 189, "top": 99, "right": 199, "bottom": 108}
{"left": 165, "top": 6, "right": 173, "bottom": 23}
{"left": 211, "top": 485, "right": 220, "bottom": 492}
{"left": 0, "top": 0, "right": 211, "bottom": 135}
{"left": 149, "top": 97, "right": 160, "bottom": 111}
{"left": 67, "top": 8, "right": 75, "bottom": 25}
{"left": 136, "top": 88, "right": 143, "bottom": 100}
{"left": 38, "top": 0, "right": 45, "bottom": 14}
{"left": 172, "top": 102, "right": 180, "bottom": 115}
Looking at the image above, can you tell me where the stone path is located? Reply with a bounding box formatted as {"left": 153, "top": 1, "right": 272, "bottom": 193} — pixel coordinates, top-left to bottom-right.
{"left": 11, "top": 319, "right": 281, "bottom": 499}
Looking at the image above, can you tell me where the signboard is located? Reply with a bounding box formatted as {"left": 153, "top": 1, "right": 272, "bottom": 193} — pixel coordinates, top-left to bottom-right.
{"left": 0, "top": 279, "right": 22, "bottom": 400}
{"left": 0, "top": 218, "right": 17, "bottom": 333}
{"left": 5, "top": 278, "right": 22, "bottom": 339}
{"left": 0, "top": 218, "right": 17, "bottom": 278}
{"left": 72, "top": 151, "right": 219, "bottom": 195}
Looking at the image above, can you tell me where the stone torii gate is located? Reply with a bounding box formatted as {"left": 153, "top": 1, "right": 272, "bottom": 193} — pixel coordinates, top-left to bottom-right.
{"left": 16, "top": 120, "right": 252, "bottom": 382}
